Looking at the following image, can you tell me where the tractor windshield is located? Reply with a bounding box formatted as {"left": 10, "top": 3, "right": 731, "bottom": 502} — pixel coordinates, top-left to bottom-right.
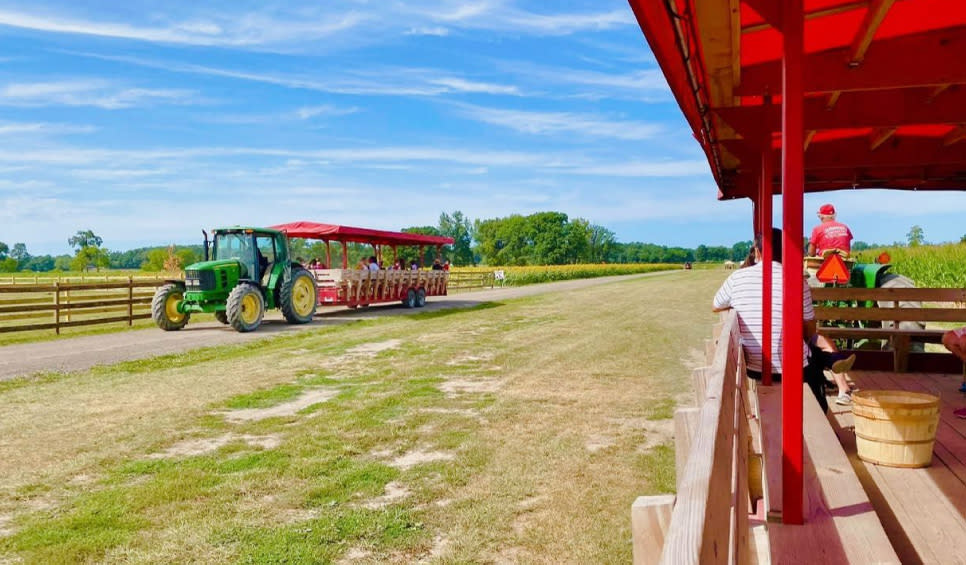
{"left": 212, "top": 232, "right": 256, "bottom": 279}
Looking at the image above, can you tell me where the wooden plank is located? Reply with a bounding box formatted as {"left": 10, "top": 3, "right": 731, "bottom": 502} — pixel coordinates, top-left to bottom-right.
{"left": 811, "top": 287, "right": 966, "bottom": 303}
{"left": 820, "top": 327, "right": 943, "bottom": 340}
{"left": 766, "top": 384, "right": 901, "bottom": 564}
{"left": 660, "top": 313, "right": 740, "bottom": 564}
{"left": 757, "top": 384, "right": 783, "bottom": 521}
{"left": 674, "top": 407, "right": 700, "bottom": 494}
{"left": 814, "top": 306, "right": 966, "bottom": 323}
{"left": 632, "top": 495, "right": 676, "bottom": 565}
{"left": 734, "top": 377, "right": 751, "bottom": 565}
{"left": 692, "top": 367, "right": 710, "bottom": 405}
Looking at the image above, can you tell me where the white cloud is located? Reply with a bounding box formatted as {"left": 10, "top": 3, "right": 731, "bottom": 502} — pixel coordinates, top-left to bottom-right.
{"left": 0, "top": 121, "right": 95, "bottom": 135}
{"left": 428, "top": 78, "right": 521, "bottom": 95}
{"left": 0, "top": 7, "right": 367, "bottom": 48}
{"left": 0, "top": 80, "right": 200, "bottom": 109}
{"left": 569, "top": 160, "right": 710, "bottom": 177}
{"left": 295, "top": 105, "right": 359, "bottom": 119}
{"left": 456, "top": 103, "right": 663, "bottom": 140}
{"left": 405, "top": 26, "right": 450, "bottom": 37}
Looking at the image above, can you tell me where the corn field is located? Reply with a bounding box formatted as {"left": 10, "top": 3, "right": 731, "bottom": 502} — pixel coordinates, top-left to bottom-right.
{"left": 853, "top": 244, "right": 966, "bottom": 287}
{"left": 453, "top": 263, "right": 679, "bottom": 286}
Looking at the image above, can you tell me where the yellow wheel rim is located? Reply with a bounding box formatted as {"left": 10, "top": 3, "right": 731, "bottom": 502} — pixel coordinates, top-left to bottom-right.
{"left": 165, "top": 292, "right": 185, "bottom": 323}
{"left": 240, "top": 293, "right": 261, "bottom": 324}
{"left": 292, "top": 276, "right": 315, "bottom": 316}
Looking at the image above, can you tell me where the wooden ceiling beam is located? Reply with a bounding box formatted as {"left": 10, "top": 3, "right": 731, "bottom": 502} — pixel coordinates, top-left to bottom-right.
{"left": 849, "top": 0, "right": 896, "bottom": 66}
{"left": 869, "top": 127, "right": 897, "bottom": 151}
{"left": 741, "top": 1, "right": 868, "bottom": 34}
{"left": 714, "top": 89, "right": 966, "bottom": 136}
{"left": 736, "top": 28, "right": 966, "bottom": 95}
{"left": 944, "top": 125, "right": 966, "bottom": 147}
{"left": 926, "top": 84, "right": 951, "bottom": 104}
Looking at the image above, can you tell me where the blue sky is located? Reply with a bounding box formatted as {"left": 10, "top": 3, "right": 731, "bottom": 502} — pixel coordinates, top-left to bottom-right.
{"left": 1, "top": 1, "right": 965, "bottom": 256}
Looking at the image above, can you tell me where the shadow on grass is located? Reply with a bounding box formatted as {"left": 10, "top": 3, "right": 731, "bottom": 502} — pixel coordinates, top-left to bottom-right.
{"left": 409, "top": 302, "right": 503, "bottom": 320}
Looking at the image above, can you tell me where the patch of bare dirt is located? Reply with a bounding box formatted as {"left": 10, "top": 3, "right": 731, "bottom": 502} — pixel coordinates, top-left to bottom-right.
{"left": 635, "top": 419, "right": 675, "bottom": 452}
{"left": 361, "top": 481, "right": 410, "bottom": 509}
{"left": 389, "top": 448, "right": 455, "bottom": 470}
{"left": 438, "top": 378, "right": 502, "bottom": 397}
{"left": 682, "top": 346, "right": 708, "bottom": 370}
{"left": 337, "top": 546, "right": 372, "bottom": 563}
{"left": 418, "top": 407, "right": 481, "bottom": 418}
{"left": 417, "top": 534, "right": 451, "bottom": 563}
{"left": 0, "top": 513, "right": 13, "bottom": 537}
{"left": 150, "top": 433, "right": 281, "bottom": 459}
{"left": 445, "top": 352, "right": 495, "bottom": 366}
{"left": 585, "top": 433, "right": 616, "bottom": 453}
{"left": 346, "top": 339, "right": 402, "bottom": 356}
{"left": 221, "top": 389, "right": 338, "bottom": 423}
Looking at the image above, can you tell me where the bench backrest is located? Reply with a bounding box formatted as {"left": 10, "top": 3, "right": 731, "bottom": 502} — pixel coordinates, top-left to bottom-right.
{"left": 812, "top": 287, "right": 966, "bottom": 324}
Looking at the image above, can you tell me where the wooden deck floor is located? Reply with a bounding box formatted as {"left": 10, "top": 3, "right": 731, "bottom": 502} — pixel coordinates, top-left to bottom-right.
{"left": 828, "top": 370, "right": 966, "bottom": 565}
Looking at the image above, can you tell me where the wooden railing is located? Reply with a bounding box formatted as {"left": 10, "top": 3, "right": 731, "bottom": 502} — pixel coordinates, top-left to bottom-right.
{"left": 632, "top": 311, "right": 759, "bottom": 564}
{"left": 0, "top": 278, "right": 164, "bottom": 334}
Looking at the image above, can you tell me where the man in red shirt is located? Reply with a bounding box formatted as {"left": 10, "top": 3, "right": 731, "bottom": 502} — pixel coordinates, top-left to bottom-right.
{"left": 808, "top": 203, "right": 853, "bottom": 257}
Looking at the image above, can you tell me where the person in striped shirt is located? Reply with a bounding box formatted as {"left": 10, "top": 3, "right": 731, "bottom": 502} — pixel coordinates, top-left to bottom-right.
{"left": 713, "top": 228, "right": 856, "bottom": 412}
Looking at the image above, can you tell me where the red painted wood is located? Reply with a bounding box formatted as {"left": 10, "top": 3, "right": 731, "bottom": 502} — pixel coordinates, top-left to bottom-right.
{"left": 736, "top": 29, "right": 966, "bottom": 96}
{"left": 760, "top": 96, "right": 774, "bottom": 388}
{"left": 782, "top": 0, "right": 805, "bottom": 526}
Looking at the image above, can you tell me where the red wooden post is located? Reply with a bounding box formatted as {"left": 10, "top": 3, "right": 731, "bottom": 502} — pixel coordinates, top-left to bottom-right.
{"left": 782, "top": 0, "right": 805, "bottom": 525}
{"left": 341, "top": 242, "right": 348, "bottom": 269}
{"left": 325, "top": 240, "right": 331, "bottom": 268}
{"left": 761, "top": 95, "right": 774, "bottom": 388}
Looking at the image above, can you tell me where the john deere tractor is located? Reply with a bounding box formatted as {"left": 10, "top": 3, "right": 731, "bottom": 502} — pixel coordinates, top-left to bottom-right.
{"left": 151, "top": 227, "right": 317, "bottom": 332}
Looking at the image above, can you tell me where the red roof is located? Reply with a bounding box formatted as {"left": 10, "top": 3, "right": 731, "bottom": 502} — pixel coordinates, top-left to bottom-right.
{"left": 269, "top": 221, "right": 454, "bottom": 247}
{"left": 628, "top": 0, "right": 966, "bottom": 200}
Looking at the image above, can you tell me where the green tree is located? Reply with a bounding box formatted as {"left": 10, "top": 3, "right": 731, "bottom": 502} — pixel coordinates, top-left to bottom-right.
{"left": 586, "top": 223, "right": 616, "bottom": 263}
{"left": 0, "top": 241, "right": 8, "bottom": 259}
{"left": 68, "top": 229, "right": 103, "bottom": 250}
{"left": 438, "top": 211, "right": 474, "bottom": 266}
{"left": 10, "top": 243, "right": 27, "bottom": 262}
{"left": 71, "top": 246, "right": 110, "bottom": 271}
{"left": 907, "top": 225, "right": 925, "bottom": 247}
{"left": 53, "top": 255, "right": 72, "bottom": 271}
{"left": 527, "top": 211, "right": 569, "bottom": 265}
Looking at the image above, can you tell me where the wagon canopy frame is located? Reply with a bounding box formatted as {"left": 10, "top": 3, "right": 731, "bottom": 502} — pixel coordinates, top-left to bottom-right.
{"left": 629, "top": 0, "right": 966, "bottom": 200}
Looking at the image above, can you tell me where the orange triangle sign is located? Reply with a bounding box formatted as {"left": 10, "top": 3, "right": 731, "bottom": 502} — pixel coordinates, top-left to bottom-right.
{"left": 815, "top": 253, "right": 850, "bottom": 284}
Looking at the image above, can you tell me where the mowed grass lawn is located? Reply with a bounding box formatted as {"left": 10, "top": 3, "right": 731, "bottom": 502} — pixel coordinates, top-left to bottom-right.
{"left": 0, "top": 270, "right": 726, "bottom": 564}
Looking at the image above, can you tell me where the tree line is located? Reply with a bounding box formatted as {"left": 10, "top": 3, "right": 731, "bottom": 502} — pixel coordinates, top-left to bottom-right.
{"left": 0, "top": 211, "right": 783, "bottom": 272}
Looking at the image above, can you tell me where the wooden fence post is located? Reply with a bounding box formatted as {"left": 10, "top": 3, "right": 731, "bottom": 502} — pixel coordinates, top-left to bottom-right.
{"left": 631, "top": 494, "right": 675, "bottom": 565}
{"left": 53, "top": 281, "right": 60, "bottom": 335}
{"left": 127, "top": 276, "right": 134, "bottom": 326}
{"left": 674, "top": 407, "right": 700, "bottom": 493}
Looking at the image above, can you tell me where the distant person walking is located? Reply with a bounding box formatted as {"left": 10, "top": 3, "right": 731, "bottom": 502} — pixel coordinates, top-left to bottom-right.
{"left": 808, "top": 203, "right": 853, "bottom": 257}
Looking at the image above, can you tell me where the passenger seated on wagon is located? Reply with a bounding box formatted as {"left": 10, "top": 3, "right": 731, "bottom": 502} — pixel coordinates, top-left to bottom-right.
{"left": 432, "top": 259, "right": 443, "bottom": 270}
{"left": 808, "top": 203, "right": 853, "bottom": 257}
{"left": 713, "top": 228, "right": 856, "bottom": 412}
{"left": 368, "top": 256, "right": 380, "bottom": 271}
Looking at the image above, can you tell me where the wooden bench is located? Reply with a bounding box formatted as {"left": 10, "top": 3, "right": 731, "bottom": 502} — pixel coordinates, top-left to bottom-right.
{"left": 812, "top": 287, "right": 966, "bottom": 372}
{"left": 631, "top": 311, "right": 900, "bottom": 564}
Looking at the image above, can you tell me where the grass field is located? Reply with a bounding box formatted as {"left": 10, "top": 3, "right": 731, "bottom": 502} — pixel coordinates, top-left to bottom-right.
{"left": 0, "top": 269, "right": 725, "bottom": 563}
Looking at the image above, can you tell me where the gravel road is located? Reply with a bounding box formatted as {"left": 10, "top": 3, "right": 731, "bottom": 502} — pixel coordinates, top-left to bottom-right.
{"left": 0, "top": 272, "right": 674, "bottom": 381}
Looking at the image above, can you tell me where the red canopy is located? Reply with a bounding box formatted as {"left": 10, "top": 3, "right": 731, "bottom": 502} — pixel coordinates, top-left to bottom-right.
{"left": 270, "top": 221, "right": 454, "bottom": 247}
{"left": 628, "top": 0, "right": 966, "bottom": 200}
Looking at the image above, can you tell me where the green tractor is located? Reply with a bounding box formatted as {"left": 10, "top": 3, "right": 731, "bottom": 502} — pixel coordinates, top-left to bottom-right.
{"left": 152, "top": 227, "right": 318, "bottom": 332}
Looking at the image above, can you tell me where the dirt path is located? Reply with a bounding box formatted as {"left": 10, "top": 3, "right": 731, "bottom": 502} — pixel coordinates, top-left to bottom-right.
{"left": 0, "top": 272, "right": 675, "bottom": 381}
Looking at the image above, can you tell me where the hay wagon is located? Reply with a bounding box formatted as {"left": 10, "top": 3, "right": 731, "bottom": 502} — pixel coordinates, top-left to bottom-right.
{"left": 270, "top": 222, "right": 454, "bottom": 310}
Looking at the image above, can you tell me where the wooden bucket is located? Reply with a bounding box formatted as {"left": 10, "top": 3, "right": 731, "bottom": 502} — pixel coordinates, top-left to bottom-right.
{"left": 852, "top": 390, "right": 940, "bottom": 468}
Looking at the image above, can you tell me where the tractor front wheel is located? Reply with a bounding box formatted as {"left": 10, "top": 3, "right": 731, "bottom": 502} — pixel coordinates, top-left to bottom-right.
{"left": 280, "top": 267, "right": 318, "bottom": 324}
{"left": 226, "top": 283, "right": 265, "bottom": 332}
{"left": 151, "top": 283, "right": 190, "bottom": 331}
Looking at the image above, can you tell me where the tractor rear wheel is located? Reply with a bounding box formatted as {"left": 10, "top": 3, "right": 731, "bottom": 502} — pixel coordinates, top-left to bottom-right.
{"left": 151, "top": 283, "right": 190, "bottom": 331}
{"left": 226, "top": 283, "right": 265, "bottom": 332}
{"left": 404, "top": 288, "right": 417, "bottom": 308}
{"left": 214, "top": 311, "right": 228, "bottom": 325}
{"left": 416, "top": 288, "right": 427, "bottom": 307}
{"left": 280, "top": 267, "right": 317, "bottom": 324}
